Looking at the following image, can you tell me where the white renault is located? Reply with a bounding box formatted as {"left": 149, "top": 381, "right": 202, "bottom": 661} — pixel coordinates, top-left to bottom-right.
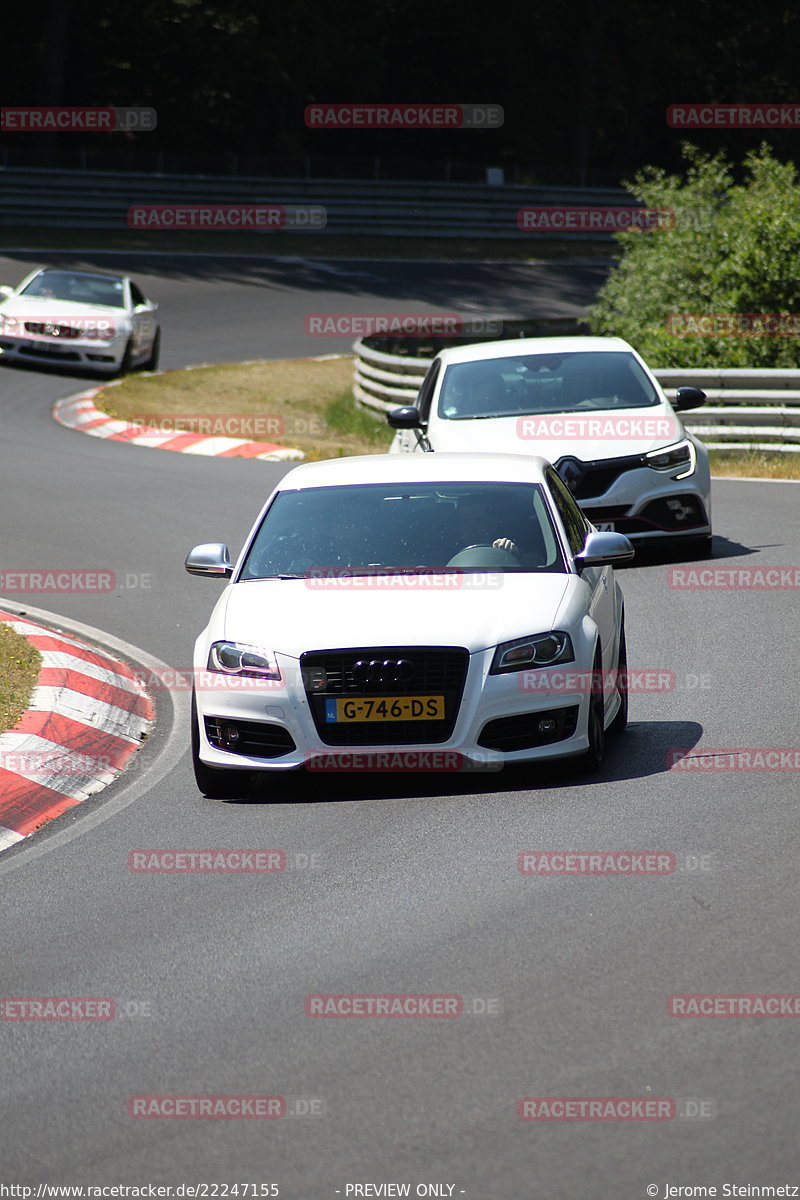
{"left": 185, "top": 452, "right": 634, "bottom": 798}
{"left": 388, "top": 336, "right": 712, "bottom": 552}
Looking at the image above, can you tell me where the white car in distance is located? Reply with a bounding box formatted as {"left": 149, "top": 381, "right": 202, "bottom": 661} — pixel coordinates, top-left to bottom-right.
{"left": 388, "top": 336, "right": 712, "bottom": 553}
{"left": 185, "top": 452, "right": 634, "bottom": 798}
{"left": 0, "top": 267, "right": 160, "bottom": 375}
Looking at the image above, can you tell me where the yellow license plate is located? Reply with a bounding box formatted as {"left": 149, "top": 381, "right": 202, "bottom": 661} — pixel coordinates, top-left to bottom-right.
{"left": 325, "top": 696, "right": 445, "bottom": 722}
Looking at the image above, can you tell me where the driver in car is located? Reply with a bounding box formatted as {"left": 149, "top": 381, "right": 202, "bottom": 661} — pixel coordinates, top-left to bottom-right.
{"left": 453, "top": 493, "right": 521, "bottom": 559}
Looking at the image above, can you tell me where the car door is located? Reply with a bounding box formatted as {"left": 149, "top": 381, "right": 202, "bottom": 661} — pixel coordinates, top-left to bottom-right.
{"left": 545, "top": 466, "right": 618, "bottom": 680}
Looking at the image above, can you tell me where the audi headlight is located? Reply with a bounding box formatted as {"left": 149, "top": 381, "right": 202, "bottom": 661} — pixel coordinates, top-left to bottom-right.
{"left": 645, "top": 439, "right": 696, "bottom": 479}
{"left": 490, "top": 631, "right": 574, "bottom": 675}
{"left": 208, "top": 641, "right": 281, "bottom": 680}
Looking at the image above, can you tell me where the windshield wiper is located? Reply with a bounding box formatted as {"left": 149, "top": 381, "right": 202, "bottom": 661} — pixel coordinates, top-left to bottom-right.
{"left": 242, "top": 573, "right": 304, "bottom": 580}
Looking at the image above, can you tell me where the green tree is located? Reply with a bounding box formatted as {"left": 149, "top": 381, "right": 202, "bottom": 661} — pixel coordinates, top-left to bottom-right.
{"left": 589, "top": 145, "right": 800, "bottom": 367}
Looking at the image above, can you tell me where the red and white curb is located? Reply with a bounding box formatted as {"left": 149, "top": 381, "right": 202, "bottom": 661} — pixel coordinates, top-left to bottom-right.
{"left": 53, "top": 385, "right": 305, "bottom": 461}
{"left": 0, "top": 610, "right": 153, "bottom": 852}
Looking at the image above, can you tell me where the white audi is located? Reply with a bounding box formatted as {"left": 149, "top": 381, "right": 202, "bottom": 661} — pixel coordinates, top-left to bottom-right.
{"left": 388, "top": 336, "right": 712, "bottom": 553}
{"left": 185, "top": 452, "right": 634, "bottom": 798}
{"left": 0, "top": 267, "right": 160, "bottom": 375}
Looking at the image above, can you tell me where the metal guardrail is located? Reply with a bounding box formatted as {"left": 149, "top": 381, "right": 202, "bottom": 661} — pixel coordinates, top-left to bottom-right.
{"left": 0, "top": 166, "right": 634, "bottom": 239}
{"left": 657, "top": 368, "right": 800, "bottom": 451}
{"left": 353, "top": 344, "right": 800, "bottom": 452}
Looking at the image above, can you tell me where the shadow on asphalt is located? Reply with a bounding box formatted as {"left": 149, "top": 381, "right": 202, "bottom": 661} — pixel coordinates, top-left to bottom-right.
{"left": 0, "top": 250, "right": 609, "bottom": 315}
{"left": 617, "top": 533, "right": 762, "bottom": 570}
{"left": 222, "top": 719, "right": 704, "bottom": 806}
{"left": 0, "top": 358, "right": 104, "bottom": 385}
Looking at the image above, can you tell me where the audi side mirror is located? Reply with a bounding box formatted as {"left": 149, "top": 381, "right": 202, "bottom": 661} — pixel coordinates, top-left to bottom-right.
{"left": 185, "top": 543, "right": 233, "bottom": 578}
{"left": 575, "top": 531, "right": 635, "bottom": 568}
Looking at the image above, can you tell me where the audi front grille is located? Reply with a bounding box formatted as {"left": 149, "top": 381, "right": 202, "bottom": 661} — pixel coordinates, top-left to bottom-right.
{"left": 300, "top": 646, "right": 469, "bottom": 746}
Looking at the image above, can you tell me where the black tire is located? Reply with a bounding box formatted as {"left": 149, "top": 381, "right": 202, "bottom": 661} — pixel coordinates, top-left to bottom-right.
{"left": 117, "top": 339, "right": 134, "bottom": 377}
{"left": 190, "top": 692, "right": 249, "bottom": 799}
{"left": 577, "top": 651, "right": 605, "bottom": 774}
{"left": 143, "top": 328, "right": 161, "bottom": 372}
{"left": 608, "top": 619, "right": 628, "bottom": 734}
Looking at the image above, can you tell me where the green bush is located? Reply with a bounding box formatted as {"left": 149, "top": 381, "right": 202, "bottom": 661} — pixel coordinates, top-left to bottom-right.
{"left": 589, "top": 145, "right": 800, "bottom": 368}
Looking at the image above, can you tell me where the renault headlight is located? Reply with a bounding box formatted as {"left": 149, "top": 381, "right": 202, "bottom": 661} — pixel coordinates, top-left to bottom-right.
{"left": 645, "top": 439, "right": 696, "bottom": 479}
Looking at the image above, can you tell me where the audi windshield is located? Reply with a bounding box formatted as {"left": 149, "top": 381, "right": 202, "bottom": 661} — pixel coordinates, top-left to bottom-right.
{"left": 437, "top": 351, "right": 660, "bottom": 420}
{"left": 239, "top": 483, "right": 566, "bottom": 577}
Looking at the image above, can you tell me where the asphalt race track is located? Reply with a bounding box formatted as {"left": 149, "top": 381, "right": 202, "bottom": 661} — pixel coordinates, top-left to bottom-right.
{"left": 1, "top": 252, "right": 799, "bottom": 1197}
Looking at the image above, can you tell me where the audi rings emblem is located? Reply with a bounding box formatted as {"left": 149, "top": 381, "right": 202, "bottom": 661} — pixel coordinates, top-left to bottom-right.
{"left": 352, "top": 658, "right": 415, "bottom": 686}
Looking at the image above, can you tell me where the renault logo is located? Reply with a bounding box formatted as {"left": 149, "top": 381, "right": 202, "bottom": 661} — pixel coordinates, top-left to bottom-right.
{"left": 352, "top": 658, "right": 415, "bottom": 686}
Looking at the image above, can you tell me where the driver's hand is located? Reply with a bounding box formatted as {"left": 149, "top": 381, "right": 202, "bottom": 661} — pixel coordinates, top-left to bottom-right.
{"left": 493, "top": 538, "right": 521, "bottom": 558}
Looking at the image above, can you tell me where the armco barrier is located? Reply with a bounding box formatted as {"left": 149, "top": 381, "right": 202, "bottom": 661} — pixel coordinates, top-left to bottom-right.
{"left": 353, "top": 346, "right": 800, "bottom": 452}
{"left": 655, "top": 368, "right": 800, "bottom": 452}
{"left": 0, "top": 166, "right": 635, "bottom": 239}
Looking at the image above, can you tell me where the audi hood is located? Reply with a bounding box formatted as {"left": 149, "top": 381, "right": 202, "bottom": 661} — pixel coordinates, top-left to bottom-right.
{"left": 210, "top": 573, "right": 573, "bottom": 659}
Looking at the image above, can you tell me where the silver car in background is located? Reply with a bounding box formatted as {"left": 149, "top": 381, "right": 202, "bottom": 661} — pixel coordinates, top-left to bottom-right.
{"left": 0, "top": 267, "right": 160, "bottom": 376}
